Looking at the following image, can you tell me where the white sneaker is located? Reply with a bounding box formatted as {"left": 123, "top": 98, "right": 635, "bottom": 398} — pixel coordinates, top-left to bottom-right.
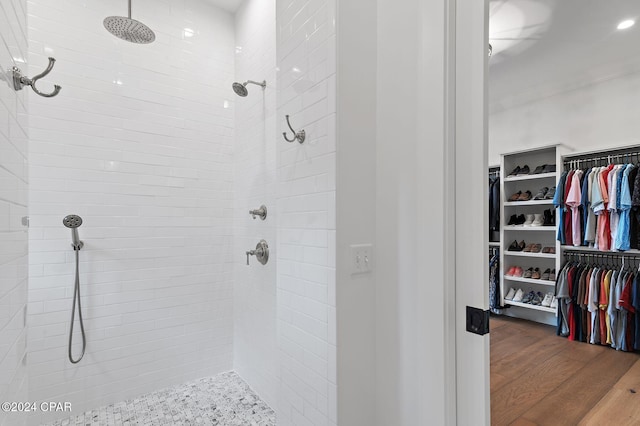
{"left": 550, "top": 296, "right": 558, "bottom": 309}
{"left": 541, "top": 292, "right": 553, "bottom": 307}
{"left": 523, "top": 214, "right": 535, "bottom": 227}
{"left": 531, "top": 213, "right": 544, "bottom": 227}
{"left": 504, "top": 288, "right": 516, "bottom": 300}
{"left": 512, "top": 288, "right": 524, "bottom": 302}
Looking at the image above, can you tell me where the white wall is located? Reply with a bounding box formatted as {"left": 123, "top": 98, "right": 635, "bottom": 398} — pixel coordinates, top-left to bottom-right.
{"left": 0, "top": 1, "right": 29, "bottom": 425}
{"left": 489, "top": 71, "right": 640, "bottom": 162}
{"left": 26, "top": 1, "right": 236, "bottom": 423}
{"left": 275, "top": 0, "right": 337, "bottom": 424}
{"left": 233, "top": 0, "right": 278, "bottom": 411}
{"left": 335, "top": 0, "right": 377, "bottom": 425}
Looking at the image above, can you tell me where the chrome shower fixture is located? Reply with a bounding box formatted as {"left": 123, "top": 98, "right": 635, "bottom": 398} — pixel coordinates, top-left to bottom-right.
{"left": 63, "top": 214, "right": 84, "bottom": 251}
{"left": 104, "top": 0, "right": 156, "bottom": 44}
{"left": 232, "top": 80, "right": 266, "bottom": 97}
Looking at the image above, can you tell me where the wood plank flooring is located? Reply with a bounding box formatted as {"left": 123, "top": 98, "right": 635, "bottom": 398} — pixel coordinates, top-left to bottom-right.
{"left": 491, "top": 316, "right": 640, "bottom": 425}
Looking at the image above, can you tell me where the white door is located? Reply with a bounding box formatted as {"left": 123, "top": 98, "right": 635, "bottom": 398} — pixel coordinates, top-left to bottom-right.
{"left": 453, "top": 0, "right": 491, "bottom": 424}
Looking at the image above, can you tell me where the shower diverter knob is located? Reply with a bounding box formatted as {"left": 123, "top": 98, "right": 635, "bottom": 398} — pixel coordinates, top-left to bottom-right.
{"left": 246, "top": 240, "right": 269, "bottom": 265}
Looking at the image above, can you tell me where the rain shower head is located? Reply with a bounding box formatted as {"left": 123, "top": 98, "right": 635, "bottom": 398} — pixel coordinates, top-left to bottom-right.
{"left": 104, "top": 0, "right": 155, "bottom": 44}
{"left": 232, "top": 80, "right": 266, "bottom": 97}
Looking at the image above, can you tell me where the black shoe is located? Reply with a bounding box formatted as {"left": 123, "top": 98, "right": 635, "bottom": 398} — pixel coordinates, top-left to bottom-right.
{"left": 532, "top": 165, "right": 546, "bottom": 174}
{"left": 543, "top": 209, "right": 553, "bottom": 226}
{"left": 507, "top": 214, "right": 518, "bottom": 226}
{"left": 516, "top": 165, "right": 530, "bottom": 176}
{"left": 508, "top": 166, "right": 521, "bottom": 177}
{"left": 508, "top": 240, "right": 520, "bottom": 251}
{"left": 544, "top": 164, "right": 556, "bottom": 173}
{"left": 515, "top": 214, "right": 526, "bottom": 225}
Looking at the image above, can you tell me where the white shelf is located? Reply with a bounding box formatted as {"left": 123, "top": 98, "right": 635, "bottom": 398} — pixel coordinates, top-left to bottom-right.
{"left": 504, "top": 172, "right": 557, "bottom": 182}
{"left": 504, "top": 276, "right": 556, "bottom": 287}
{"left": 505, "top": 300, "right": 556, "bottom": 313}
{"left": 489, "top": 241, "right": 501, "bottom": 247}
{"left": 560, "top": 245, "right": 640, "bottom": 255}
{"left": 504, "top": 200, "right": 554, "bottom": 206}
{"left": 505, "top": 251, "right": 556, "bottom": 259}
{"left": 504, "top": 226, "right": 555, "bottom": 232}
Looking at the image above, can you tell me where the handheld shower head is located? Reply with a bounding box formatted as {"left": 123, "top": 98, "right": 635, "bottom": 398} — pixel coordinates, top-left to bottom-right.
{"left": 232, "top": 80, "right": 266, "bottom": 97}
{"left": 63, "top": 215, "right": 84, "bottom": 250}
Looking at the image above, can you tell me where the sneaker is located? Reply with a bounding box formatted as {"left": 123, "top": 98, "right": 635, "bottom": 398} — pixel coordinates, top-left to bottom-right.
{"left": 532, "top": 292, "right": 544, "bottom": 305}
{"left": 544, "top": 186, "right": 556, "bottom": 200}
{"left": 541, "top": 292, "right": 553, "bottom": 307}
{"left": 504, "top": 288, "right": 516, "bottom": 300}
{"left": 531, "top": 214, "right": 544, "bottom": 227}
{"left": 532, "top": 165, "right": 546, "bottom": 175}
{"left": 523, "top": 243, "right": 534, "bottom": 252}
{"left": 523, "top": 267, "right": 533, "bottom": 278}
{"left": 522, "top": 290, "right": 535, "bottom": 304}
{"left": 516, "top": 165, "right": 530, "bottom": 176}
{"left": 505, "top": 266, "right": 516, "bottom": 276}
{"left": 513, "top": 267, "right": 524, "bottom": 277}
{"left": 517, "top": 190, "right": 533, "bottom": 201}
{"left": 533, "top": 187, "right": 549, "bottom": 200}
{"left": 541, "top": 268, "right": 551, "bottom": 280}
{"left": 509, "top": 191, "right": 522, "bottom": 201}
{"left": 523, "top": 214, "right": 535, "bottom": 227}
{"left": 530, "top": 243, "right": 542, "bottom": 253}
{"left": 532, "top": 268, "right": 541, "bottom": 279}
{"left": 515, "top": 214, "right": 526, "bottom": 226}
{"left": 550, "top": 296, "right": 558, "bottom": 309}
{"left": 508, "top": 166, "right": 521, "bottom": 177}
{"left": 507, "top": 214, "right": 518, "bottom": 225}
{"left": 512, "top": 288, "right": 524, "bottom": 302}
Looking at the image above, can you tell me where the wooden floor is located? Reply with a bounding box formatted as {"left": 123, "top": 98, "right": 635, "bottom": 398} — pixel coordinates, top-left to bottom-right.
{"left": 490, "top": 316, "right": 640, "bottom": 425}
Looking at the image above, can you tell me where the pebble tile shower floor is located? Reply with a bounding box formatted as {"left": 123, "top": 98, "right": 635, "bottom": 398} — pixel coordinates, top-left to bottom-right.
{"left": 43, "top": 371, "right": 275, "bottom": 426}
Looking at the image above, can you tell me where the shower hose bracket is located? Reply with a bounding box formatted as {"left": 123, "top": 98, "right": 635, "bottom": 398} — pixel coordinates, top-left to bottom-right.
{"left": 12, "top": 57, "right": 61, "bottom": 98}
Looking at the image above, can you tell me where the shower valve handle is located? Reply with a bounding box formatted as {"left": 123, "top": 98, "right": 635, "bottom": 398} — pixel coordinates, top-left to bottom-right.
{"left": 246, "top": 240, "right": 269, "bottom": 265}
{"left": 249, "top": 205, "right": 267, "bottom": 220}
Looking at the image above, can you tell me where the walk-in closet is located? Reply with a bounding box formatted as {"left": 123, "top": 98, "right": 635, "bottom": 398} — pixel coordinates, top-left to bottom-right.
{"left": 488, "top": 0, "right": 640, "bottom": 423}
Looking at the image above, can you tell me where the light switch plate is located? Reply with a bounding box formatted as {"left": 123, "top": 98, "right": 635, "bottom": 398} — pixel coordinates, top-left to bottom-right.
{"left": 350, "top": 244, "right": 373, "bottom": 274}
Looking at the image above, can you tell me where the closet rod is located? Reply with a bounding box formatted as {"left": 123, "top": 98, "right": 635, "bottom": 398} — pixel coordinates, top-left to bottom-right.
{"left": 563, "top": 148, "right": 640, "bottom": 167}
{"left": 563, "top": 251, "right": 640, "bottom": 261}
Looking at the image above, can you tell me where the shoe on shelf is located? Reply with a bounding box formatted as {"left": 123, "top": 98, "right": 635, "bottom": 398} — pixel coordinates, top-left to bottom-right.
{"left": 550, "top": 269, "right": 556, "bottom": 281}
{"left": 532, "top": 291, "right": 544, "bottom": 305}
{"left": 523, "top": 243, "right": 534, "bottom": 252}
{"left": 532, "top": 165, "right": 546, "bottom": 174}
{"left": 544, "top": 164, "right": 556, "bottom": 173}
{"left": 516, "top": 165, "right": 530, "bottom": 176}
{"left": 544, "top": 186, "right": 556, "bottom": 200}
{"left": 504, "top": 288, "right": 516, "bottom": 300}
{"left": 522, "top": 290, "right": 535, "bottom": 304}
{"left": 513, "top": 267, "right": 524, "bottom": 277}
{"left": 533, "top": 187, "right": 549, "bottom": 200}
{"left": 541, "top": 246, "right": 555, "bottom": 254}
{"left": 531, "top": 214, "right": 544, "bottom": 227}
{"left": 550, "top": 296, "right": 558, "bottom": 309}
{"left": 530, "top": 244, "right": 542, "bottom": 253}
{"left": 509, "top": 191, "right": 522, "bottom": 201}
{"left": 541, "top": 268, "right": 551, "bottom": 280}
{"left": 523, "top": 214, "right": 535, "bottom": 227}
{"left": 532, "top": 268, "right": 541, "bottom": 279}
{"left": 507, "top": 240, "right": 520, "bottom": 251}
{"left": 512, "top": 288, "right": 524, "bottom": 302}
{"left": 505, "top": 266, "right": 516, "bottom": 276}
{"left": 515, "top": 214, "right": 526, "bottom": 226}
{"left": 543, "top": 209, "right": 554, "bottom": 226}
{"left": 517, "top": 190, "right": 533, "bottom": 201}
{"left": 517, "top": 240, "right": 526, "bottom": 251}
{"left": 523, "top": 267, "right": 534, "bottom": 278}
{"left": 507, "top": 214, "right": 518, "bottom": 225}
{"left": 508, "top": 166, "right": 521, "bottom": 177}
{"left": 541, "top": 292, "right": 553, "bottom": 307}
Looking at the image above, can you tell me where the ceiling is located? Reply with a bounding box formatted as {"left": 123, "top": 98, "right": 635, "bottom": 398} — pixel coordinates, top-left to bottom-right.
{"left": 489, "top": 0, "right": 640, "bottom": 112}
{"left": 202, "top": 0, "right": 244, "bottom": 13}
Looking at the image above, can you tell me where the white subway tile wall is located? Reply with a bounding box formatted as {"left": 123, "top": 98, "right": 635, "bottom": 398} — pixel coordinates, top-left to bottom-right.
{"left": 0, "top": 0, "right": 29, "bottom": 425}
{"left": 27, "top": 0, "right": 236, "bottom": 423}
{"left": 276, "top": 0, "right": 337, "bottom": 424}
{"left": 232, "top": 0, "right": 279, "bottom": 411}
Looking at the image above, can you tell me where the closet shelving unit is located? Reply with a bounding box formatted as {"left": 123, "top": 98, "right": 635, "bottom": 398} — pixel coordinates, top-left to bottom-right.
{"left": 500, "top": 145, "right": 568, "bottom": 324}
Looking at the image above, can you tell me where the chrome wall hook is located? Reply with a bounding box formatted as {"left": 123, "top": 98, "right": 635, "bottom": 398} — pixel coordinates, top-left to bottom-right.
{"left": 12, "top": 57, "right": 61, "bottom": 98}
{"left": 283, "top": 114, "right": 305, "bottom": 144}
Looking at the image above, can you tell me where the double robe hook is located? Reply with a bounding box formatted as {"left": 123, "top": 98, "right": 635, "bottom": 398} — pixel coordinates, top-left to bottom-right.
{"left": 12, "top": 57, "right": 61, "bottom": 98}
{"left": 283, "top": 115, "right": 305, "bottom": 144}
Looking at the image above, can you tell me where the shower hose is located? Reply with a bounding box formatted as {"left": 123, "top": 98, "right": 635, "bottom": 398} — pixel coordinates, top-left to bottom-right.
{"left": 68, "top": 248, "right": 86, "bottom": 363}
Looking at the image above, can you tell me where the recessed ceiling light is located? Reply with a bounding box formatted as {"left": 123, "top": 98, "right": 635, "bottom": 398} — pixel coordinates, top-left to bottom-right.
{"left": 617, "top": 19, "right": 635, "bottom": 30}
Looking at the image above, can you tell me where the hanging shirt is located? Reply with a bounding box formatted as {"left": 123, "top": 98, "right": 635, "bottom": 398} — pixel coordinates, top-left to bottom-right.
{"left": 581, "top": 169, "right": 591, "bottom": 246}
{"left": 597, "top": 165, "right": 615, "bottom": 251}
{"left": 566, "top": 170, "right": 583, "bottom": 246}
{"left": 554, "top": 171, "right": 569, "bottom": 244}
{"left": 600, "top": 270, "right": 613, "bottom": 344}
{"left": 615, "top": 164, "right": 634, "bottom": 251}
{"left": 609, "top": 269, "right": 621, "bottom": 349}
{"left": 609, "top": 166, "right": 622, "bottom": 247}
{"left": 564, "top": 170, "right": 575, "bottom": 247}
{"left": 633, "top": 273, "right": 640, "bottom": 350}
{"left": 585, "top": 168, "right": 599, "bottom": 245}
